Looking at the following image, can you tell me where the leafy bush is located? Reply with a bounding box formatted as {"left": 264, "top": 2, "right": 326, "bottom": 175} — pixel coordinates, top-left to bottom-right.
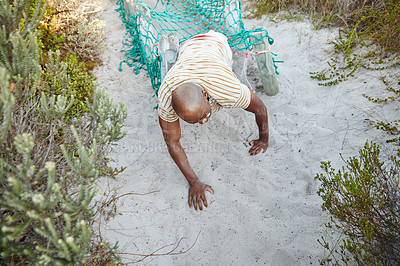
{"left": 1, "top": 74, "right": 127, "bottom": 264}
{"left": 0, "top": 0, "right": 127, "bottom": 264}
{"left": 357, "top": 1, "right": 400, "bottom": 53}
{"left": 36, "top": 0, "right": 105, "bottom": 120}
{"left": 41, "top": 51, "right": 96, "bottom": 118}
{"left": 0, "top": 0, "right": 44, "bottom": 93}
{"left": 245, "top": 0, "right": 398, "bottom": 52}
{"left": 316, "top": 142, "right": 400, "bottom": 265}
{"left": 40, "top": 0, "right": 105, "bottom": 66}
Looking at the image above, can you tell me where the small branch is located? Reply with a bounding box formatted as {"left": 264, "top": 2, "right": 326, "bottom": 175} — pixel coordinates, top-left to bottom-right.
{"left": 320, "top": 231, "right": 344, "bottom": 264}
{"left": 119, "top": 228, "right": 202, "bottom": 264}
{"left": 100, "top": 190, "right": 160, "bottom": 210}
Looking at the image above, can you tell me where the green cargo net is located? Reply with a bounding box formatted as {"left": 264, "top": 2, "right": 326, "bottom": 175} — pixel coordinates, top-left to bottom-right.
{"left": 116, "top": 0, "right": 276, "bottom": 97}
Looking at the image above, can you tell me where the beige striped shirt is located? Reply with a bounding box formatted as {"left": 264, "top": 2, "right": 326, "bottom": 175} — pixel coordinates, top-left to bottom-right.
{"left": 158, "top": 32, "right": 251, "bottom": 122}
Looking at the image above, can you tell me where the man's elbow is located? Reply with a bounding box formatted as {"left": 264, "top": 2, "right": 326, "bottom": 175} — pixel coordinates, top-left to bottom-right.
{"left": 245, "top": 94, "right": 267, "bottom": 114}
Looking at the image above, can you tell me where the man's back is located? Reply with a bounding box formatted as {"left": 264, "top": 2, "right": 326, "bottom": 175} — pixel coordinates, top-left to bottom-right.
{"left": 158, "top": 31, "right": 251, "bottom": 123}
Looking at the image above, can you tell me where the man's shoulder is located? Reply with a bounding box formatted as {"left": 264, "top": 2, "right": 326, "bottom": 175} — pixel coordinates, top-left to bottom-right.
{"left": 158, "top": 79, "right": 173, "bottom": 97}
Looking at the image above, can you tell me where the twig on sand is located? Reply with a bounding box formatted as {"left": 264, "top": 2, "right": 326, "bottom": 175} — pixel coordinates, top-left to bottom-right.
{"left": 96, "top": 190, "right": 160, "bottom": 244}
{"left": 118, "top": 228, "right": 202, "bottom": 264}
{"left": 100, "top": 190, "right": 160, "bottom": 210}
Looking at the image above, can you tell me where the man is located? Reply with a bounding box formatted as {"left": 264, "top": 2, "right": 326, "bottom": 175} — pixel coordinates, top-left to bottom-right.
{"left": 158, "top": 30, "right": 269, "bottom": 210}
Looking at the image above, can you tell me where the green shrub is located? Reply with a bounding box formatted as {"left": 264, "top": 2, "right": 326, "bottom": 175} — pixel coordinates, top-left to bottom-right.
{"left": 38, "top": 0, "right": 105, "bottom": 67}
{"left": 1, "top": 76, "right": 127, "bottom": 264}
{"left": 37, "top": 19, "right": 65, "bottom": 55}
{"left": 245, "top": 0, "right": 399, "bottom": 53}
{"left": 316, "top": 142, "right": 400, "bottom": 265}
{"left": 64, "top": 54, "right": 95, "bottom": 116}
{"left": 245, "top": 0, "right": 277, "bottom": 18}
{"left": 0, "top": 0, "right": 127, "bottom": 264}
{"left": 357, "top": 0, "right": 400, "bottom": 53}
{"left": 0, "top": 0, "right": 45, "bottom": 93}
{"left": 35, "top": 0, "right": 106, "bottom": 120}
{"left": 41, "top": 52, "right": 96, "bottom": 119}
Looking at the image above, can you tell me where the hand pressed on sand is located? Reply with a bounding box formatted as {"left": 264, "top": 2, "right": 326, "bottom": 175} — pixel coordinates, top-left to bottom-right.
{"left": 249, "top": 139, "right": 268, "bottom": 156}
{"left": 188, "top": 181, "right": 214, "bottom": 210}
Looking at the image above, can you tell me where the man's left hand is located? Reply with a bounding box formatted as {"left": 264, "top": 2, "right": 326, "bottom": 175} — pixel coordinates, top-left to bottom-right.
{"left": 249, "top": 139, "right": 268, "bottom": 155}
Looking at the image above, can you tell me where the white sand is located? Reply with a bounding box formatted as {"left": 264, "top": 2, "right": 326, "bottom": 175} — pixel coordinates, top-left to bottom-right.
{"left": 94, "top": 0, "right": 399, "bottom": 264}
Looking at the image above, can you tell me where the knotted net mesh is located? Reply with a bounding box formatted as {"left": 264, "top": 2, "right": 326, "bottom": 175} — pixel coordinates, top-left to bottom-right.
{"left": 116, "top": 0, "right": 275, "bottom": 95}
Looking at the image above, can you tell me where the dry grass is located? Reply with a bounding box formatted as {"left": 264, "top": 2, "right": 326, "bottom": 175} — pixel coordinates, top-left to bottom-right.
{"left": 44, "top": 0, "right": 106, "bottom": 65}
{"left": 245, "top": 0, "right": 399, "bottom": 53}
{"left": 245, "top": 0, "right": 385, "bottom": 18}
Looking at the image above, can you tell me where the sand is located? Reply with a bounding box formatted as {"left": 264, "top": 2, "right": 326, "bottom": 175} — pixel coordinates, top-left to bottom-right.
{"left": 93, "top": 0, "right": 399, "bottom": 264}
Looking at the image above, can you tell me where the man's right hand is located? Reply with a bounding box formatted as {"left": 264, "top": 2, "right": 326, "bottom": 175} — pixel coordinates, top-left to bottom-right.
{"left": 159, "top": 117, "right": 214, "bottom": 211}
{"left": 188, "top": 181, "right": 214, "bottom": 210}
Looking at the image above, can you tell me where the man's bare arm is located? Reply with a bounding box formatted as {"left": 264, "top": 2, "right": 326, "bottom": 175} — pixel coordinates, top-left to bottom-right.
{"left": 159, "top": 117, "right": 214, "bottom": 210}
{"left": 244, "top": 92, "right": 269, "bottom": 155}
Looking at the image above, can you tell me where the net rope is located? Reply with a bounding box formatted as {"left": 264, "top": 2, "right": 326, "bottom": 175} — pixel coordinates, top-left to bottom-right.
{"left": 116, "top": 0, "right": 277, "bottom": 96}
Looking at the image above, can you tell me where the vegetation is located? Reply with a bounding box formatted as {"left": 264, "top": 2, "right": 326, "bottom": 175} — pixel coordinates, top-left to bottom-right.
{"left": 245, "top": 0, "right": 400, "bottom": 264}
{"left": 38, "top": 0, "right": 105, "bottom": 118}
{"left": 316, "top": 143, "right": 400, "bottom": 265}
{"left": 246, "top": 0, "right": 400, "bottom": 96}
{"left": 41, "top": 52, "right": 96, "bottom": 118}
{"left": 246, "top": 0, "right": 399, "bottom": 51}
{"left": 0, "top": 0, "right": 126, "bottom": 264}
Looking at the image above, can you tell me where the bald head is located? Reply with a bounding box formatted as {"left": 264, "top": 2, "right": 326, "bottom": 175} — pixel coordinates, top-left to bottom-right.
{"left": 171, "top": 83, "right": 208, "bottom": 123}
